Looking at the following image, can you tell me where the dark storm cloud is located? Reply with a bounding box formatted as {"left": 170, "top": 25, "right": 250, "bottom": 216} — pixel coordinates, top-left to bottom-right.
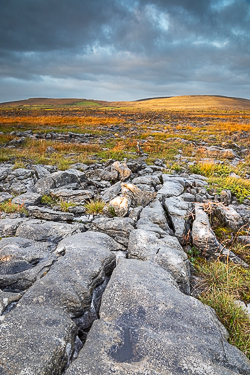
{"left": 0, "top": 0, "right": 250, "bottom": 101}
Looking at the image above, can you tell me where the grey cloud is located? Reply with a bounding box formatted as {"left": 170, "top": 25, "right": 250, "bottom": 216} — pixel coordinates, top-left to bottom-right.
{"left": 0, "top": 0, "right": 250, "bottom": 101}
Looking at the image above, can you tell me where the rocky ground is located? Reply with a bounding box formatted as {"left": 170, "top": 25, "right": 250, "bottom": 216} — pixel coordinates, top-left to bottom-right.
{"left": 0, "top": 154, "right": 250, "bottom": 374}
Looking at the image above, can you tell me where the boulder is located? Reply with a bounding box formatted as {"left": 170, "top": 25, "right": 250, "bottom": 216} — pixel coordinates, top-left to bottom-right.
{"left": 121, "top": 183, "right": 156, "bottom": 207}
{"left": 102, "top": 182, "right": 121, "bottom": 203}
{"left": 110, "top": 161, "right": 131, "bottom": 181}
{"left": 0, "top": 192, "right": 13, "bottom": 203}
{"left": 65, "top": 259, "right": 250, "bottom": 375}
{"left": 103, "top": 196, "right": 130, "bottom": 217}
{"left": 215, "top": 204, "right": 244, "bottom": 231}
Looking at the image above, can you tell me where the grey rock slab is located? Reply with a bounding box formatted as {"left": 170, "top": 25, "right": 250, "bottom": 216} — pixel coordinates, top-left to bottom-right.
{"left": 92, "top": 217, "right": 134, "bottom": 240}
{"left": 181, "top": 192, "right": 196, "bottom": 202}
{"left": 0, "top": 192, "right": 13, "bottom": 203}
{"left": 0, "top": 218, "right": 27, "bottom": 237}
{"left": 0, "top": 166, "right": 11, "bottom": 181}
{"left": 128, "top": 206, "right": 143, "bottom": 222}
{"left": 163, "top": 196, "right": 192, "bottom": 244}
{"left": 132, "top": 175, "right": 161, "bottom": 187}
{"left": 192, "top": 204, "right": 221, "bottom": 257}
{"left": 32, "top": 164, "right": 51, "bottom": 179}
{"left": 66, "top": 259, "right": 250, "bottom": 375}
{"left": 140, "top": 198, "right": 171, "bottom": 233}
{"left": 157, "top": 179, "right": 184, "bottom": 198}
{"left": 0, "top": 232, "right": 118, "bottom": 375}
{"left": 35, "top": 169, "right": 87, "bottom": 195}
{"left": 12, "top": 192, "right": 42, "bottom": 206}
{"left": 136, "top": 217, "right": 167, "bottom": 236}
{"left": 215, "top": 204, "right": 244, "bottom": 231}
{"left": 28, "top": 206, "right": 74, "bottom": 221}
{"left": 0, "top": 237, "right": 56, "bottom": 291}
{"left": 128, "top": 229, "right": 190, "bottom": 293}
{"left": 50, "top": 188, "right": 94, "bottom": 204}
{"left": 238, "top": 236, "right": 250, "bottom": 245}
{"left": 16, "top": 219, "right": 85, "bottom": 243}
{"left": 102, "top": 182, "right": 121, "bottom": 203}
{"left": 9, "top": 168, "right": 35, "bottom": 180}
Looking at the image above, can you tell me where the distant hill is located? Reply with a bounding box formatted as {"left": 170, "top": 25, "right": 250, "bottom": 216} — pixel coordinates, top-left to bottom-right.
{"left": 0, "top": 97, "right": 107, "bottom": 107}
{"left": 1, "top": 95, "right": 250, "bottom": 111}
{"left": 113, "top": 95, "right": 250, "bottom": 110}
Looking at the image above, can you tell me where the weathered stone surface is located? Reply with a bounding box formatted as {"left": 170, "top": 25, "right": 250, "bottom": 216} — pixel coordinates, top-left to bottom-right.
{"left": 50, "top": 188, "right": 93, "bottom": 204}
{"left": 0, "top": 290, "right": 22, "bottom": 314}
{"left": 121, "top": 183, "right": 156, "bottom": 207}
{"left": 0, "top": 192, "right": 13, "bottom": 203}
{"left": 163, "top": 196, "right": 192, "bottom": 244}
{"left": 128, "top": 206, "right": 143, "bottom": 222}
{"left": 157, "top": 179, "right": 184, "bottom": 198}
{"left": 16, "top": 219, "right": 85, "bottom": 243}
{"left": 35, "top": 169, "right": 87, "bottom": 195}
{"left": 111, "top": 161, "right": 131, "bottom": 181}
{"left": 181, "top": 192, "right": 196, "bottom": 202}
{"left": 32, "top": 164, "right": 51, "bottom": 179}
{"left": 198, "top": 146, "right": 237, "bottom": 159}
{"left": 102, "top": 182, "right": 121, "bottom": 203}
{"left": 215, "top": 204, "right": 244, "bottom": 231}
{"left": 0, "top": 237, "right": 56, "bottom": 291}
{"left": 140, "top": 198, "right": 171, "bottom": 233}
{"left": 103, "top": 196, "right": 130, "bottom": 217}
{"left": 0, "top": 218, "right": 27, "bottom": 237}
{"left": 238, "top": 236, "right": 250, "bottom": 245}
{"left": 28, "top": 206, "right": 74, "bottom": 221}
{"left": 0, "top": 232, "right": 117, "bottom": 374}
{"left": 12, "top": 192, "right": 42, "bottom": 206}
{"left": 132, "top": 174, "right": 161, "bottom": 187}
{"left": 128, "top": 229, "right": 190, "bottom": 293}
{"left": 92, "top": 217, "right": 134, "bottom": 242}
{"left": 192, "top": 204, "right": 221, "bottom": 257}
{"left": 136, "top": 217, "right": 167, "bottom": 236}
{"left": 66, "top": 259, "right": 250, "bottom": 375}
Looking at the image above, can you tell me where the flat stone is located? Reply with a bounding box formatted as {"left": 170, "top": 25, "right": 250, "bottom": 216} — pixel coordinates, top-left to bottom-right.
{"left": 28, "top": 206, "right": 74, "bottom": 221}
{"left": 35, "top": 169, "right": 87, "bottom": 195}
{"left": 92, "top": 217, "right": 134, "bottom": 242}
{"left": 157, "top": 179, "right": 184, "bottom": 198}
{"left": 0, "top": 232, "right": 117, "bottom": 374}
{"left": 65, "top": 259, "right": 250, "bottom": 375}
{"left": 16, "top": 219, "right": 85, "bottom": 243}
{"left": 128, "top": 229, "right": 190, "bottom": 293}
{"left": 50, "top": 188, "right": 94, "bottom": 204}
{"left": 0, "top": 290, "right": 22, "bottom": 314}
{"left": 12, "top": 192, "right": 42, "bottom": 207}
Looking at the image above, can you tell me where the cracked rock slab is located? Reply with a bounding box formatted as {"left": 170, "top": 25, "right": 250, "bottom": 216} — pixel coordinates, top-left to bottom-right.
{"left": 65, "top": 259, "right": 250, "bottom": 375}
{"left": 157, "top": 179, "right": 184, "bottom": 198}
{"left": 128, "top": 229, "right": 190, "bottom": 294}
{"left": 0, "top": 232, "right": 118, "bottom": 375}
{"left": 28, "top": 206, "right": 74, "bottom": 221}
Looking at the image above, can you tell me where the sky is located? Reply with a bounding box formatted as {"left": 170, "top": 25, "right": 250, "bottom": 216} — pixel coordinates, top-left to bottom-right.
{"left": 0, "top": 0, "right": 250, "bottom": 102}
